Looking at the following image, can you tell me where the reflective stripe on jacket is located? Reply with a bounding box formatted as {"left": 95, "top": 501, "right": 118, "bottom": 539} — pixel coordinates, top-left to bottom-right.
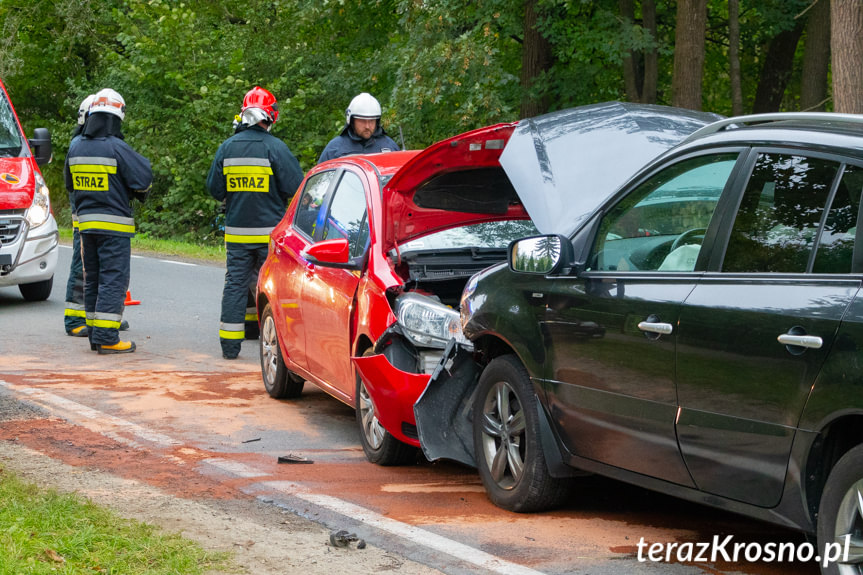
{"left": 65, "top": 131, "right": 152, "bottom": 238}
{"left": 207, "top": 125, "right": 303, "bottom": 247}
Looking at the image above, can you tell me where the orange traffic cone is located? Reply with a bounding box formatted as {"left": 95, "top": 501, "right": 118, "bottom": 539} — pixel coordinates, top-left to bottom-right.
{"left": 124, "top": 290, "right": 141, "bottom": 306}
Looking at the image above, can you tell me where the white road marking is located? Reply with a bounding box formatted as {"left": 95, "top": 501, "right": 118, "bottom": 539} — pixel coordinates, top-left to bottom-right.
{"left": 0, "top": 380, "right": 546, "bottom": 575}
{"left": 60, "top": 245, "right": 198, "bottom": 266}
{"left": 261, "top": 481, "right": 545, "bottom": 575}
{"left": 0, "top": 381, "right": 181, "bottom": 448}
{"left": 202, "top": 458, "right": 268, "bottom": 478}
{"left": 381, "top": 482, "right": 486, "bottom": 493}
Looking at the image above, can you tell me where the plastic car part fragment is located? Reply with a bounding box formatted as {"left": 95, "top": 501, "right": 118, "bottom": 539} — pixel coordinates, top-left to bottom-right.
{"left": 413, "top": 339, "right": 481, "bottom": 467}
{"left": 277, "top": 454, "right": 312, "bottom": 464}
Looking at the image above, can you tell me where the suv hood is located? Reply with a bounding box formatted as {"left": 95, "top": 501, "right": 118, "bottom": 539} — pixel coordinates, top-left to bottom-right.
{"left": 382, "top": 122, "right": 526, "bottom": 252}
{"left": 501, "top": 102, "right": 722, "bottom": 237}
{"left": 0, "top": 157, "right": 34, "bottom": 210}
{"left": 381, "top": 102, "right": 720, "bottom": 250}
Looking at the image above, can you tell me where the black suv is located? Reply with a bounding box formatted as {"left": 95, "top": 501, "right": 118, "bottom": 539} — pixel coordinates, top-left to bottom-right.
{"left": 416, "top": 112, "right": 863, "bottom": 574}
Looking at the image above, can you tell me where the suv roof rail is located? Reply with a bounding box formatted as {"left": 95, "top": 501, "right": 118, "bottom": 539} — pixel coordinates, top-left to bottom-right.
{"left": 683, "top": 112, "right": 863, "bottom": 143}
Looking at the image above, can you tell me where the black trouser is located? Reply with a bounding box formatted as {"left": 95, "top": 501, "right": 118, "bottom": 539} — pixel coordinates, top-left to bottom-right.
{"left": 82, "top": 233, "right": 130, "bottom": 346}
{"left": 63, "top": 226, "right": 86, "bottom": 332}
{"left": 219, "top": 244, "right": 266, "bottom": 356}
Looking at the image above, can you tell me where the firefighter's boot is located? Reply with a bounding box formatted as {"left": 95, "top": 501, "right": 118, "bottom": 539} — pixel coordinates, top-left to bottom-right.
{"left": 67, "top": 325, "right": 89, "bottom": 337}
{"left": 97, "top": 341, "right": 136, "bottom": 355}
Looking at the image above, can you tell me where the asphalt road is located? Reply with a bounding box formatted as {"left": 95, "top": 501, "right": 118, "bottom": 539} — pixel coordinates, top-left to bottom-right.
{"left": 0, "top": 245, "right": 820, "bottom": 575}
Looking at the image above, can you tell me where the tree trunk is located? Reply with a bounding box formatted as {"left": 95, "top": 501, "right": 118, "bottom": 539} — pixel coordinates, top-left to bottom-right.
{"left": 832, "top": 0, "right": 863, "bottom": 113}
{"left": 672, "top": 0, "right": 707, "bottom": 110}
{"left": 728, "top": 0, "right": 744, "bottom": 115}
{"left": 801, "top": 0, "right": 831, "bottom": 111}
{"left": 521, "top": 0, "right": 552, "bottom": 118}
{"left": 620, "top": 0, "right": 640, "bottom": 102}
{"left": 752, "top": 24, "right": 805, "bottom": 113}
{"left": 642, "top": 0, "right": 658, "bottom": 104}
{"left": 620, "top": 0, "right": 657, "bottom": 104}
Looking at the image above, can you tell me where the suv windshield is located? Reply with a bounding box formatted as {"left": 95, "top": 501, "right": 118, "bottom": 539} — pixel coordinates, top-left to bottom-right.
{"left": 400, "top": 220, "right": 538, "bottom": 253}
{"left": 0, "top": 90, "right": 24, "bottom": 157}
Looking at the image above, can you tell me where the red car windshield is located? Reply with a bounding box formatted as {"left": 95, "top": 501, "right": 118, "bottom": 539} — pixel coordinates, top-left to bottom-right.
{"left": 0, "top": 90, "right": 24, "bottom": 157}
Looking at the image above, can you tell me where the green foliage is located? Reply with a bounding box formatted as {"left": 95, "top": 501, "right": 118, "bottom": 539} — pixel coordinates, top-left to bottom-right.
{"left": 389, "top": 0, "right": 522, "bottom": 145}
{"left": 0, "top": 0, "right": 835, "bottom": 242}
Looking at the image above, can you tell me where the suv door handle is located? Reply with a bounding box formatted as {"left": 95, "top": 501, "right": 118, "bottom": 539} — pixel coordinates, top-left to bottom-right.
{"left": 638, "top": 321, "right": 673, "bottom": 335}
{"left": 777, "top": 333, "right": 823, "bottom": 349}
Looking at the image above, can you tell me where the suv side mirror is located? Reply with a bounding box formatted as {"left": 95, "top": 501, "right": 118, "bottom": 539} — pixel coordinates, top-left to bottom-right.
{"left": 28, "top": 128, "right": 52, "bottom": 166}
{"left": 508, "top": 234, "right": 574, "bottom": 274}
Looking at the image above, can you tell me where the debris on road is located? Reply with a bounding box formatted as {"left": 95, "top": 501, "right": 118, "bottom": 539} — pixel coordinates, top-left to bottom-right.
{"left": 329, "top": 529, "right": 358, "bottom": 548}
{"left": 241, "top": 438, "right": 261, "bottom": 443}
{"left": 277, "top": 454, "right": 312, "bottom": 464}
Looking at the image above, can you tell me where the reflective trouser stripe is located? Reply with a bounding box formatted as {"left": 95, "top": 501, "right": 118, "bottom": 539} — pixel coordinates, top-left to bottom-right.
{"left": 64, "top": 302, "right": 86, "bottom": 318}
{"left": 89, "top": 318, "right": 122, "bottom": 329}
{"left": 87, "top": 311, "right": 124, "bottom": 330}
{"left": 220, "top": 322, "right": 245, "bottom": 340}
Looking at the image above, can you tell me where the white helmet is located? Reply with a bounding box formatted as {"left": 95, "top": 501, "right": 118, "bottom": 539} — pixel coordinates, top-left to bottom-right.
{"left": 90, "top": 88, "right": 126, "bottom": 121}
{"left": 345, "top": 92, "right": 381, "bottom": 125}
{"left": 77, "top": 94, "right": 96, "bottom": 126}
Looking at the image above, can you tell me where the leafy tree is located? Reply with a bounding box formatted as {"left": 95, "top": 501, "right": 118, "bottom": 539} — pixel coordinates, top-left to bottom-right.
{"left": 389, "top": 0, "right": 523, "bottom": 145}
{"left": 1, "top": 0, "right": 855, "bottom": 244}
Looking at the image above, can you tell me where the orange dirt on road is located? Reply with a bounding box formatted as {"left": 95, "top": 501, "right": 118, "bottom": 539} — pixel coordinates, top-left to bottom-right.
{"left": 0, "top": 368, "right": 819, "bottom": 575}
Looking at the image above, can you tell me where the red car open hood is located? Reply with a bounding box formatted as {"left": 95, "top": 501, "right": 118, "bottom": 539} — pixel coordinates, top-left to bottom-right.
{"left": 381, "top": 122, "right": 527, "bottom": 252}
{"left": 0, "top": 157, "right": 34, "bottom": 210}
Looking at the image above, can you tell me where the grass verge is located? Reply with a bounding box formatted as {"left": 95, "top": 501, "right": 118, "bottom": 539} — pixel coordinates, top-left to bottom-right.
{"left": 58, "top": 228, "right": 226, "bottom": 264}
{"left": 0, "top": 465, "right": 235, "bottom": 575}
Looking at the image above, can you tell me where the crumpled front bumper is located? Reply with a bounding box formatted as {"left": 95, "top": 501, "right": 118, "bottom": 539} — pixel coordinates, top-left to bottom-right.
{"left": 352, "top": 352, "right": 429, "bottom": 447}
{"left": 353, "top": 338, "right": 483, "bottom": 464}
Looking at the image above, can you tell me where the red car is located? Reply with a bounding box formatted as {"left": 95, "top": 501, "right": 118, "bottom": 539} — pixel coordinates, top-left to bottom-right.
{"left": 255, "top": 123, "right": 535, "bottom": 464}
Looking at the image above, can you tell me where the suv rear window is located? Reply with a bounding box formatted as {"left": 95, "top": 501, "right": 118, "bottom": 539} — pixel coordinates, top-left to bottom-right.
{"left": 0, "top": 91, "right": 23, "bottom": 156}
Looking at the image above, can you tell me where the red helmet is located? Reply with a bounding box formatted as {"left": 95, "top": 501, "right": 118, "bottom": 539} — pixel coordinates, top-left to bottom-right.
{"left": 241, "top": 86, "right": 279, "bottom": 123}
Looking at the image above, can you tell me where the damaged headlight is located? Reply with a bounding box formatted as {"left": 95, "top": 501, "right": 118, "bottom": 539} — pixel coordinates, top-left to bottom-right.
{"left": 394, "top": 292, "right": 470, "bottom": 349}
{"left": 26, "top": 172, "right": 51, "bottom": 228}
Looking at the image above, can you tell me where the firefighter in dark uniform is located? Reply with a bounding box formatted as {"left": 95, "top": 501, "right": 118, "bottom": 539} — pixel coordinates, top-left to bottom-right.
{"left": 64, "top": 88, "right": 152, "bottom": 354}
{"left": 64, "top": 93, "right": 132, "bottom": 338}
{"left": 317, "top": 92, "right": 400, "bottom": 163}
{"left": 63, "top": 93, "right": 95, "bottom": 337}
{"left": 207, "top": 86, "right": 304, "bottom": 360}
